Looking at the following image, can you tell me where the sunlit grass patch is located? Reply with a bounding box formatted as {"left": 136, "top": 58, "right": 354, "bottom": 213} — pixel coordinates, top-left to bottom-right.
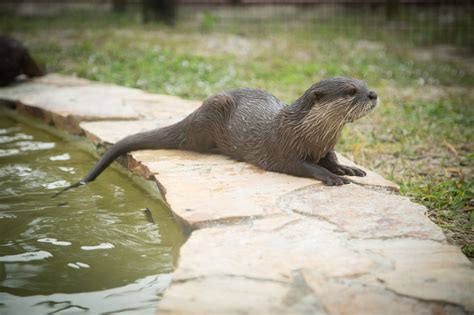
{"left": 401, "top": 178, "right": 473, "bottom": 256}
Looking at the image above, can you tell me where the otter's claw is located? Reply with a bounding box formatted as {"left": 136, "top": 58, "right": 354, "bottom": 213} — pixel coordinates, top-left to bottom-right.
{"left": 331, "top": 165, "right": 366, "bottom": 177}
{"left": 323, "top": 175, "right": 351, "bottom": 186}
{"left": 319, "top": 162, "right": 366, "bottom": 177}
{"left": 339, "top": 165, "right": 366, "bottom": 177}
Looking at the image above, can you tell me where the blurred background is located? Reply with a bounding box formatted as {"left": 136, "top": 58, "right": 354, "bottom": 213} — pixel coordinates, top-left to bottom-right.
{"left": 0, "top": 0, "right": 472, "bottom": 46}
{"left": 0, "top": 0, "right": 473, "bottom": 257}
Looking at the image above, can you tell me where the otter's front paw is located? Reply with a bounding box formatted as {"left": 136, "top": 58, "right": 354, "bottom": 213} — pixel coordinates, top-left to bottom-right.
{"left": 322, "top": 174, "right": 351, "bottom": 186}
{"left": 338, "top": 165, "right": 366, "bottom": 177}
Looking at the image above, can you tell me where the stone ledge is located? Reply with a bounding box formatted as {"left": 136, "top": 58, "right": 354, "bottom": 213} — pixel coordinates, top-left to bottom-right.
{"left": 0, "top": 74, "right": 472, "bottom": 314}
{"left": 159, "top": 215, "right": 472, "bottom": 314}
{"left": 0, "top": 74, "right": 201, "bottom": 134}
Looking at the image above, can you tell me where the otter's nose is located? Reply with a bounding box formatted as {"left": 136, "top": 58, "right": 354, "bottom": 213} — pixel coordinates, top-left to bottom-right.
{"left": 368, "top": 91, "right": 377, "bottom": 100}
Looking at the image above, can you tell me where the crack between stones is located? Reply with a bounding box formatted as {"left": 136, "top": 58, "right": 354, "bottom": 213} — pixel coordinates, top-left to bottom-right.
{"left": 380, "top": 283, "right": 469, "bottom": 313}
{"left": 291, "top": 209, "right": 347, "bottom": 233}
{"left": 348, "top": 234, "right": 446, "bottom": 243}
{"left": 348, "top": 179, "right": 399, "bottom": 194}
{"left": 283, "top": 269, "right": 330, "bottom": 314}
{"left": 308, "top": 271, "right": 469, "bottom": 314}
{"left": 252, "top": 217, "right": 301, "bottom": 232}
{"left": 190, "top": 213, "right": 285, "bottom": 231}
{"left": 172, "top": 274, "right": 289, "bottom": 285}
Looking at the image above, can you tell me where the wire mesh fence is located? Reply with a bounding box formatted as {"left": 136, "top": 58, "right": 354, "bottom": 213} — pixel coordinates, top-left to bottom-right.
{"left": 177, "top": 2, "right": 473, "bottom": 46}
{"left": 0, "top": 0, "right": 472, "bottom": 46}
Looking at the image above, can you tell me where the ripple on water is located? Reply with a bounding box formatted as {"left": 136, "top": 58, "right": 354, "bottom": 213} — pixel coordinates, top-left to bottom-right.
{"left": 49, "top": 153, "right": 71, "bottom": 161}
{"left": 0, "top": 212, "right": 16, "bottom": 219}
{"left": 0, "top": 274, "right": 173, "bottom": 314}
{"left": 3, "top": 187, "right": 18, "bottom": 196}
{"left": 0, "top": 251, "right": 53, "bottom": 262}
{"left": 15, "top": 166, "right": 32, "bottom": 177}
{"left": 67, "top": 262, "right": 90, "bottom": 269}
{"left": 0, "top": 133, "right": 33, "bottom": 144}
{"left": 42, "top": 180, "right": 71, "bottom": 190}
{"left": 67, "top": 263, "right": 81, "bottom": 269}
{"left": 37, "top": 238, "right": 72, "bottom": 246}
{"left": 0, "top": 127, "right": 21, "bottom": 135}
{"left": 58, "top": 166, "right": 75, "bottom": 174}
{"left": 80, "top": 243, "right": 115, "bottom": 251}
{"left": 0, "top": 148, "right": 20, "bottom": 157}
{"left": 16, "top": 141, "right": 55, "bottom": 152}
{"left": 0, "top": 164, "right": 47, "bottom": 182}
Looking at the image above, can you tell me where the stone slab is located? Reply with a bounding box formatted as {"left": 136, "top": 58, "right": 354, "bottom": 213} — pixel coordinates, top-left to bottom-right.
{"left": 159, "top": 215, "right": 471, "bottom": 314}
{"left": 278, "top": 184, "right": 445, "bottom": 241}
{"left": 0, "top": 74, "right": 140, "bottom": 121}
{"left": 0, "top": 74, "right": 201, "bottom": 134}
{"left": 364, "top": 239, "right": 474, "bottom": 311}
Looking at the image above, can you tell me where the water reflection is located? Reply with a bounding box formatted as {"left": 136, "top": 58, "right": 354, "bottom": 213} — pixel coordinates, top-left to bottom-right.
{"left": 0, "top": 112, "right": 184, "bottom": 314}
{"left": 1, "top": 274, "right": 173, "bottom": 314}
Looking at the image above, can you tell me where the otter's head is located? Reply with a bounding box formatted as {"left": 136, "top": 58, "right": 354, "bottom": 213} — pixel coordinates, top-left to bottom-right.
{"left": 303, "top": 77, "right": 378, "bottom": 123}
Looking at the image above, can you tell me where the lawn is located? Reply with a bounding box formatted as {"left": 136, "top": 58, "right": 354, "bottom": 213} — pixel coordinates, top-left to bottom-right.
{"left": 1, "top": 8, "right": 472, "bottom": 257}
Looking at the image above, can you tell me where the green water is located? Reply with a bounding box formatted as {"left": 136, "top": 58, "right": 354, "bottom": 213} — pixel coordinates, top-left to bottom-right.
{"left": 0, "top": 111, "right": 185, "bottom": 314}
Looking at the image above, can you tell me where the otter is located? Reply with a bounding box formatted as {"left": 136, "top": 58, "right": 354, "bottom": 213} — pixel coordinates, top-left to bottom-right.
{"left": 54, "top": 77, "right": 377, "bottom": 198}
{"left": 0, "top": 35, "right": 44, "bottom": 87}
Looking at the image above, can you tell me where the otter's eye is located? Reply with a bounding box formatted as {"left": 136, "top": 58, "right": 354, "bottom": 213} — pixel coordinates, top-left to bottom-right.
{"left": 347, "top": 87, "right": 357, "bottom": 96}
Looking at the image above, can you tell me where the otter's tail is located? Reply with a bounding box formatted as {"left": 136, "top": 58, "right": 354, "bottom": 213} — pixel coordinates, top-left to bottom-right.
{"left": 52, "top": 123, "right": 185, "bottom": 198}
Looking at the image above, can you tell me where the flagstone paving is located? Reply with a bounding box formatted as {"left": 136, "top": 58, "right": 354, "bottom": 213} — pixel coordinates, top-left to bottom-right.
{"left": 1, "top": 75, "right": 472, "bottom": 314}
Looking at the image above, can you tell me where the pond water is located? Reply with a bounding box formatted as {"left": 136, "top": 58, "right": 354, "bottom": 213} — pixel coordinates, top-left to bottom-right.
{"left": 0, "top": 110, "right": 185, "bottom": 314}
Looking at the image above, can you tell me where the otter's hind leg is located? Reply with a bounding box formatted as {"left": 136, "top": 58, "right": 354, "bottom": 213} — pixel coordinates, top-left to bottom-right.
{"left": 180, "top": 94, "right": 235, "bottom": 152}
{"left": 189, "top": 93, "right": 235, "bottom": 152}
{"left": 318, "top": 151, "right": 366, "bottom": 177}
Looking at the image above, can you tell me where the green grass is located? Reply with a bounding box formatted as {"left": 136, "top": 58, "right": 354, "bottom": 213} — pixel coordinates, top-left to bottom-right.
{"left": 401, "top": 179, "right": 474, "bottom": 256}
{"left": 1, "top": 8, "right": 473, "bottom": 257}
